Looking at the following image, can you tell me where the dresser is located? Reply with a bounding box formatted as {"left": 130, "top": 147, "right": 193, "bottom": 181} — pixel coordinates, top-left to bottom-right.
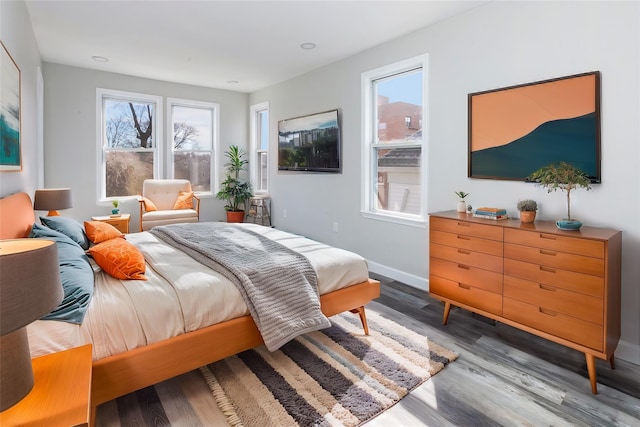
{"left": 428, "top": 211, "right": 622, "bottom": 394}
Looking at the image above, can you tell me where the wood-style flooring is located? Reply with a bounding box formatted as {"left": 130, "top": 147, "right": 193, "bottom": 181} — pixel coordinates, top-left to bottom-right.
{"left": 96, "top": 274, "right": 640, "bottom": 426}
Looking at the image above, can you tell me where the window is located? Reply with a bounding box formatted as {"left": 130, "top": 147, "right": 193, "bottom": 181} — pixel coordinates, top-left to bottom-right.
{"left": 361, "top": 55, "right": 428, "bottom": 226}
{"left": 250, "top": 101, "right": 269, "bottom": 193}
{"left": 168, "top": 98, "right": 218, "bottom": 192}
{"left": 97, "top": 89, "right": 162, "bottom": 199}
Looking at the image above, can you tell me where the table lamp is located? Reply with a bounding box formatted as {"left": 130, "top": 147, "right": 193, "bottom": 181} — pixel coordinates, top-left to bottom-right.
{"left": 0, "top": 239, "right": 63, "bottom": 411}
{"left": 33, "top": 188, "right": 73, "bottom": 216}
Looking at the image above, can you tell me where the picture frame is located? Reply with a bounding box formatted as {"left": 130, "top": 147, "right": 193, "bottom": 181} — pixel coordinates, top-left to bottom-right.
{"left": 1, "top": 41, "right": 21, "bottom": 171}
{"left": 468, "top": 71, "right": 601, "bottom": 183}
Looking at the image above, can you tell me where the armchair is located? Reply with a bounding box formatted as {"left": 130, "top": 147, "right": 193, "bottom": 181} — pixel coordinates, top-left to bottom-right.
{"left": 138, "top": 179, "right": 200, "bottom": 232}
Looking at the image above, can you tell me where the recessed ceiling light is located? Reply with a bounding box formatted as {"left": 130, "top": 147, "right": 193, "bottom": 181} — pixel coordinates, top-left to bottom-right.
{"left": 300, "top": 42, "right": 316, "bottom": 50}
{"left": 92, "top": 55, "right": 108, "bottom": 62}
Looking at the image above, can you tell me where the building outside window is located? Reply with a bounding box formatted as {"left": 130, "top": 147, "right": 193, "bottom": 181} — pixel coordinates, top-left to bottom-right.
{"left": 361, "top": 55, "right": 428, "bottom": 225}
{"left": 98, "top": 89, "right": 162, "bottom": 199}
{"left": 168, "top": 98, "right": 218, "bottom": 192}
{"left": 250, "top": 101, "right": 269, "bottom": 194}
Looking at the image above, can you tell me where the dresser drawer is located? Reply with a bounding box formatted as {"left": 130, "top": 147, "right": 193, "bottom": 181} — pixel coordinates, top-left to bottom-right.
{"left": 430, "top": 257, "right": 502, "bottom": 294}
{"left": 430, "top": 242, "right": 503, "bottom": 273}
{"left": 431, "top": 217, "right": 502, "bottom": 241}
{"left": 430, "top": 230, "right": 503, "bottom": 257}
{"left": 504, "top": 228, "right": 604, "bottom": 258}
{"left": 503, "top": 298, "right": 603, "bottom": 351}
{"left": 430, "top": 275, "right": 502, "bottom": 316}
{"left": 504, "top": 275, "right": 603, "bottom": 324}
{"left": 504, "top": 243, "right": 604, "bottom": 276}
{"left": 504, "top": 258, "right": 603, "bottom": 298}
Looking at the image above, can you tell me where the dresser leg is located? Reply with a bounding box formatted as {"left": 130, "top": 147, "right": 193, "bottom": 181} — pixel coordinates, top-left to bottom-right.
{"left": 609, "top": 354, "right": 616, "bottom": 370}
{"left": 585, "top": 353, "right": 598, "bottom": 394}
{"left": 443, "top": 302, "right": 451, "bottom": 325}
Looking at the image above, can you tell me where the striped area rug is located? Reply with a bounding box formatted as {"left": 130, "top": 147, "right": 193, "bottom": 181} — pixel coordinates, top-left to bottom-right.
{"left": 200, "top": 310, "right": 457, "bottom": 426}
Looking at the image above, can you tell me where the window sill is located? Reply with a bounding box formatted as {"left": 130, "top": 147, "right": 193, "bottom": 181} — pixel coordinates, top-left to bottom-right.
{"left": 360, "top": 210, "right": 427, "bottom": 228}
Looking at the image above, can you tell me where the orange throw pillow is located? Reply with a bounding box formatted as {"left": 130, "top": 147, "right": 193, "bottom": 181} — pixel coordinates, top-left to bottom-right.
{"left": 141, "top": 197, "right": 157, "bottom": 212}
{"left": 84, "top": 221, "right": 124, "bottom": 243}
{"left": 88, "top": 238, "right": 147, "bottom": 280}
{"left": 173, "top": 191, "right": 194, "bottom": 210}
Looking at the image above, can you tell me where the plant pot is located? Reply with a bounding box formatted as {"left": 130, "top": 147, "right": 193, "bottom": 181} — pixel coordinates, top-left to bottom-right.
{"left": 111, "top": 209, "right": 120, "bottom": 215}
{"left": 226, "top": 210, "right": 245, "bottom": 223}
{"left": 519, "top": 211, "right": 536, "bottom": 223}
{"left": 556, "top": 219, "right": 583, "bottom": 231}
{"left": 456, "top": 200, "right": 467, "bottom": 213}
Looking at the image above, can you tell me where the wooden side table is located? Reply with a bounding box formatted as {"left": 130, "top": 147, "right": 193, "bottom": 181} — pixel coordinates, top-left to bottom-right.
{"left": 91, "top": 213, "right": 131, "bottom": 233}
{"left": 0, "top": 344, "right": 92, "bottom": 426}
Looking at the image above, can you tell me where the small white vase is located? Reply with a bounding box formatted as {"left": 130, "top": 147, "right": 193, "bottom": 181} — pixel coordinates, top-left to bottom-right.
{"left": 457, "top": 200, "right": 467, "bottom": 213}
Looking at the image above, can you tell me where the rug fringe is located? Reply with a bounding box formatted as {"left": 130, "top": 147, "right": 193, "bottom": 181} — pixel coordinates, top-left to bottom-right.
{"left": 199, "top": 365, "right": 244, "bottom": 427}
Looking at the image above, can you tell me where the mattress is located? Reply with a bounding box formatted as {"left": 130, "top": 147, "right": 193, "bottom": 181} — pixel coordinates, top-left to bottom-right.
{"left": 27, "top": 224, "right": 369, "bottom": 360}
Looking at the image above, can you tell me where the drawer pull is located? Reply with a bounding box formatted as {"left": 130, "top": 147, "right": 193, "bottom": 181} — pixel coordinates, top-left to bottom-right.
{"left": 539, "top": 284, "right": 556, "bottom": 292}
{"left": 457, "top": 264, "right": 470, "bottom": 270}
{"left": 458, "top": 283, "right": 471, "bottom": 290}
{"left": 457, "top": 235, "right": 471, "bottom": 240}
{"left": 457, "top": 249, "right": 471, "bottom": 255}
{"left": 540, "top": 234, "right": 557, "bottom": 240}
{"left": 539, "top": 249, "right": 557, "bottom": 256}
{"left": 540, "top": 266, "right": 556, "bottom": 273}
{"left": 457, "top": 222, "right": 471, "bottom": 227}
{"left": 539, "top": 307, "right": 557, "bottom": 316}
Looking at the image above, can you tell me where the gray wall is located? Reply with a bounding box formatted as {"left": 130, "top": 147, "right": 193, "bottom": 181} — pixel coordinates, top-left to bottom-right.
{"left": 41, "top": 63, "right": 249, "bottom": 231}
{"left": 250, "top": 1, "right": 640, "bottom": 364}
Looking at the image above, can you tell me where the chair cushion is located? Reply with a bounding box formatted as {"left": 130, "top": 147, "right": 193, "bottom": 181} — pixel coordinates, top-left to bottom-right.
{"left": 173, "top": 191, "right": 194, "bottom": 210}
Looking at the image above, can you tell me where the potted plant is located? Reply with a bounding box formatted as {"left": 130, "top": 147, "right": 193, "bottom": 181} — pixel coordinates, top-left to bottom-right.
{"left": 111, "top": 200, "right": 120, "bottom": 215}
{"left": 454, "top": 191, "right": 470, "bottom": 213}
{"left": 527, "top": 161, "right": 591, "bottom": 230}
{"left": 216, "top": 145, "right": 253, "bottom": 223}
{"left": 516, "top": 199, "right": 537, "bottom": 223}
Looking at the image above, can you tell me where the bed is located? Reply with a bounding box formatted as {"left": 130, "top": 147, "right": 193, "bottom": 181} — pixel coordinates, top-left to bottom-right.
{"left": 0, "top": 191, "right": 380, "bottom": 424}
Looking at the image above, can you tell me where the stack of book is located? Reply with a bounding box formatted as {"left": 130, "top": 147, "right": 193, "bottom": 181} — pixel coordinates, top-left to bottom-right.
{"left": 473, "top": 207, "right": 509, "bottom": 220}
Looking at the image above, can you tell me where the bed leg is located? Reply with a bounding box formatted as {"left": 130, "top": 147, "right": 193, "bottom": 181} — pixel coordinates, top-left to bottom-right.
{"left": 349, "top": 306, "right": 370, "bottom": 335}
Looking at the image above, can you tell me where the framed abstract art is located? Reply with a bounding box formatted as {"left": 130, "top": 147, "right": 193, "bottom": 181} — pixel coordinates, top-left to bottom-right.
{"left": 468, "top": 71, "right": 601, "bottom": 183}
{"left": 1, "top": 41, "right": 21, "bottom": 171}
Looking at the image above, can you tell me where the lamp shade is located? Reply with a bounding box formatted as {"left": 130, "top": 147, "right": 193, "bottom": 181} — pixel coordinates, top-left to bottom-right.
{"left": 33, "top": 188, "right": 73, "bottom": 216}
{"left": 0, "top": 239, "right": 63, "bottom": 410}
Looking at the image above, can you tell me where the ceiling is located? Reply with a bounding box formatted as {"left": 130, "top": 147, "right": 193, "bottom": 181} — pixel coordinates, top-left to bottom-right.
{"left": 25, "top": 0, "right": 485, "bottom": 93}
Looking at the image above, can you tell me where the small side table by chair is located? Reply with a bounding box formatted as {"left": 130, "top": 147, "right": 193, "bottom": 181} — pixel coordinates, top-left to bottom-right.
{"left": 245, "top": 196, "right": 271, "bottom": 226}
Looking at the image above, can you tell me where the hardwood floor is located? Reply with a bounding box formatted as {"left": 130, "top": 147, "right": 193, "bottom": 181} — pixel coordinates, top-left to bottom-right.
{"left": 96, "top": 275, "right": 640, "bottom": 426}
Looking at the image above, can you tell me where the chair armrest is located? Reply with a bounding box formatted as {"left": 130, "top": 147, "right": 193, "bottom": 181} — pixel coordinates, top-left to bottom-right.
{"left": 192, "top": 194, "right": 201, "bottom": 217}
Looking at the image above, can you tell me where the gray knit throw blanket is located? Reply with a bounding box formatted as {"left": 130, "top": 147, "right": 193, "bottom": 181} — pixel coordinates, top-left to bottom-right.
{"left": 150, "top": 223, "right": 331, "bottom": 351}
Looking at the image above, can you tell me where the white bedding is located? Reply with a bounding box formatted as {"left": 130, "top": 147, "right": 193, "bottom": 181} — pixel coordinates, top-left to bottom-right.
{"left": 27, "top": 224, "right": 369, "bottom": 360}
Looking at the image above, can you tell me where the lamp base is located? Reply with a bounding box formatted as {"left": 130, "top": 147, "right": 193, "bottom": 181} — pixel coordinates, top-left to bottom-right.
{"left": 0, "top": 328, "right": 35, "bottom": 411}
{"left": 47, "top": 210, "right": 60, "bottom": 216}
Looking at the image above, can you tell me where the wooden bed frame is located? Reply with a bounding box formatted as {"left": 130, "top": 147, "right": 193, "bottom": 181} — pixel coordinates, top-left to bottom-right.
{"left": 0, "top": 192, "right": 381, "bottom": 425}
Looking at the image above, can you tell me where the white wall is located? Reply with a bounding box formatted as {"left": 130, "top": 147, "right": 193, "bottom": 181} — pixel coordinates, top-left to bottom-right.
{"left": 41, "top": 63, "right": 249, "bottom": 231}
{"left": 250, "top": 1, "right": 640, "bottom": 364}
{"left": 0, "top": 0, "right": 42, "bottom": 198}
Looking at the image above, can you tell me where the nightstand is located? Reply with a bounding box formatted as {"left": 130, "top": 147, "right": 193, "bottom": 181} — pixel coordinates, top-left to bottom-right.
{"left": 0, "top": 344, "right": 92, "bottom": 426}
{"left": 91, "top": 213, "right": 131, "bottom": 233}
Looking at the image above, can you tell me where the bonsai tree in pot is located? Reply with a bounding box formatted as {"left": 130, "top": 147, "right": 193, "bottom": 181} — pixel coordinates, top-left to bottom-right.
{"left": 516, "top": 199, "right": 537, "bottom": 223}
{"left": 527, "top": 161, "right": 591, "bottom": 230}
{"left": 216, "top": 145, "right": 253, "bottom": 223}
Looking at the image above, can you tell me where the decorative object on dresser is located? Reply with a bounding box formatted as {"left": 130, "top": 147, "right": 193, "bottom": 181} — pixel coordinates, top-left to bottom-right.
{"left": 33, "top": 188, "right": 73, "bottom": 216}
{"left": 527, "top": 161, "right": 592, "bottom": 231}
{"left": 428, "top": 211, "right": 622, "bottom": 394}
{"left": 516, "top": 199, "right": 537, "bottom": 223}
{"left": 216, "top": 145, "right": 253, "bottom": 222}
{"left": 454, "top": 191, "right": 470, "bottom": 213}
{"left": 0, "top": 239, "right": 63, "bottom": 411}
{"left": 473, "top": 206, "right": 509, "bottom": 220}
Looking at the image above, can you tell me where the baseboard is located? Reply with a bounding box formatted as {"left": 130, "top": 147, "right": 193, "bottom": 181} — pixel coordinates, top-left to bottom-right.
{"left": 616, "top": 339, "right": 640, "bottom": 366}
{"left": 367, "top": 260, "right": 428, "bottom": 292}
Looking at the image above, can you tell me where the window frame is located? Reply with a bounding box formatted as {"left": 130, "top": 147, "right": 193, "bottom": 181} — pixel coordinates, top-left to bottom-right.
{"left": 96, "top": 88, "right": 163, "bottom": 202}
{"left": 166, "top": 97, "right": 219, "bottom": 194}
{"left": 360, "top": 54, "right": 429, "bottom": 227}
{"left": 250, "top": 101, "right": 270, "bottom": 195}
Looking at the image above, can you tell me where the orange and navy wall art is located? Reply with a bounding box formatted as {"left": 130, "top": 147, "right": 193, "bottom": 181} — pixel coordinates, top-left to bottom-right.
{"left": 468, "top": 71, "right": 600, "bottom": 182}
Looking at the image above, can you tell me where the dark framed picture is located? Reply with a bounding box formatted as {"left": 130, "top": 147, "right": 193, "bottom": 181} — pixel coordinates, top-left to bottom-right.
{"left": 0, "top": 41, "right": 21, "bottom": 172}
{"left": 468, "top": 71, "right": 601, "bottom": 182}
